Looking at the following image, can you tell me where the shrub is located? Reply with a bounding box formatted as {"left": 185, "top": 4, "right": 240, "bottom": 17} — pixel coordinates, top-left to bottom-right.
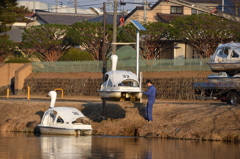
{"left": 59, "top": 48, "right": 93, "bottom": 61}
{"left": 4, "top": 57, "right": 31, "bottom": 63}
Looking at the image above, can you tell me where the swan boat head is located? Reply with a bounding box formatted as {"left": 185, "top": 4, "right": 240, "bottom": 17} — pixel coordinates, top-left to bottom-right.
{"left": 47, "top": 91, "right": 57, "bottom": 108}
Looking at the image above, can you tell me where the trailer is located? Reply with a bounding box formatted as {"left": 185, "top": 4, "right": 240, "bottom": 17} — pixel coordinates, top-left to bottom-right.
{"left": 194, "top": 42, "right": 240, "bottom": 105}
{"left": 193, "top": 81, "right": 240, "bottom": 105}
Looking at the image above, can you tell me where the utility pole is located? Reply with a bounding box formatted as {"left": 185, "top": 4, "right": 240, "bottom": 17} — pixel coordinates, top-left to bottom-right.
{"left": 235, "top": 0, "right": 239, "bottom": 16}
{"left": 222, "top": 0, "right": 224, "bottom": 12}
{"left": 107, "top": 0, "right": 112, "bottom": 12}
{"left": 143, "top": 0, "right": 147, "bottom": 23}
{"left": 74, "top": 0, "right": 77, "bottom": 14}
{"left": 112, "top": 0, "right": 118, "bottom": 55}
{"left": 102, "top": 2, "right": 107, "bottom": 77}
{"left": 56, "top": 0, "right": 58, "bottom": 13}
{"left": 102, "top": 2, "right": 107, "bottom": 118}
{"left": 33, "top": 0, "right": 35, "bottom": 13}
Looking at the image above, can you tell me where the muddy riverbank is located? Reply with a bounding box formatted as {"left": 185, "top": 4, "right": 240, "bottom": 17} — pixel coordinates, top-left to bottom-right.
{"left": 0, "top": 99, "right": 240, "bottom": 142}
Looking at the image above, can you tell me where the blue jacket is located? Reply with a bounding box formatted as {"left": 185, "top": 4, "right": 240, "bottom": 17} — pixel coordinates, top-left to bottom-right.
{"left": 144, "top": 85, "right": 156, "bottom": 103}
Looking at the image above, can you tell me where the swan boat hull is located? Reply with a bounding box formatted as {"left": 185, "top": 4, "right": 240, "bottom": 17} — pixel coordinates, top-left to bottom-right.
{"left": 98, "top": 90, "right": 143, "bottom": 101}
{"left": 37, "top": 125, "right": 93, "bottom": 135}
{"left": 37, "top": 106, "right": 93, "bottom": 135}
{"left": 207, "top": 62, "right": 240, "bottom": 74}
{"left": 98, "top": 70, "right": 143, "bottom": 101}
{"left": 208, "top": 42, "right": 240, "bottom": 75}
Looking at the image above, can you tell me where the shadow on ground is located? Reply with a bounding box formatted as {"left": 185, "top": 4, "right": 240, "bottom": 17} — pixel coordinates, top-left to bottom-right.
{"left": 81, "top": 102, "right": 126, "bottom": 122}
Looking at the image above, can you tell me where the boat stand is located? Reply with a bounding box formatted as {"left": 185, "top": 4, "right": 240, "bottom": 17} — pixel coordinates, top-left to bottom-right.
{"left": 102, "top": 99, "right": 106, "bottom": 119}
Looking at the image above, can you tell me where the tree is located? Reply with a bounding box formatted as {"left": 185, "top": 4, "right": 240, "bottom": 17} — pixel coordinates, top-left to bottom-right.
{"left": 169, "top": 14, "right": 240, "bottom": 58}
{"left": 0, "top": 0, "right": 31, "bottom": 37}
{"left": 0, "top": 37, "right": 15, "bottom": 62}
{"left": 0, "top": 0, "right": 31, "bottom": 62}
{"left": 67, "top": 21, "right": 113, "bottom": 61}
{"left": 119, "top": 22, "right": 173, "bottom": 60}
{"left": 0, "top": 0, "right": 17, "bottom": 34}
{"left": 22, "top": 24, "right": 71, "bottom": 61}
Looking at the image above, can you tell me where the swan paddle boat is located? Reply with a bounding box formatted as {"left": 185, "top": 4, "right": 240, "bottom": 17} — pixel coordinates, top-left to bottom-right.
{"left": 98, "top": 55, "right": 143, "bottom": 101}
{"left": 208, "top": 42, "right": 240, "bottom": 76}
{"left": 37, "top": 91, "right": 93, "bottom": 135}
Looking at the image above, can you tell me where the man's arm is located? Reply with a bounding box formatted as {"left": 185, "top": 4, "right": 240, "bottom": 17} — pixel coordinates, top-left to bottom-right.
{"left": 144, "top": 86, "right": 153, "bottom": 96}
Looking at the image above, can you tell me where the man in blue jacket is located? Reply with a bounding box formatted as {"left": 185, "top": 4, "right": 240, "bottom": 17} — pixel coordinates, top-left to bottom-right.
{"left": 144, "top": 80, "right": 156, "bottom": 123}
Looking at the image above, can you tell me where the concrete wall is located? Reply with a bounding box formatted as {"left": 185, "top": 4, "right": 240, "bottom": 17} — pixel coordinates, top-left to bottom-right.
{"left": 0, "top": 63, "right": 31, "bottom": 95}
{"left": 15, "top": 63, "right": 32, "bottom": 95}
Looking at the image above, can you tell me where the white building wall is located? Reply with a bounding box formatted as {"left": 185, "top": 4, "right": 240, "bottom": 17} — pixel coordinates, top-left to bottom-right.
{"left": 12, "top": 22, "right": 27, "bottom": 27}
{"left": 186, "top": 44, "right": 200, "bottom": 59}
{"left": 174, "top": 43, "right": 185, "bottom": 59}
{"left": 185, "top": 44, "right": 193, "bottom": 59}
{"left": 17, "top": 1, "right": 97, "bottom": 14}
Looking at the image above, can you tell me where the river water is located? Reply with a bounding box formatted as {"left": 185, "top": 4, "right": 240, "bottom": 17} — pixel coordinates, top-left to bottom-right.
{"left": 0, "top": 132, "right": 239, "bottom": 159}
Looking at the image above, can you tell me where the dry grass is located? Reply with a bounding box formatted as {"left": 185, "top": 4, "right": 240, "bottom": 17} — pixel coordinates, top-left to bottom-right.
{"left": 0, "top": 99, "right": 240, "bottom": 141}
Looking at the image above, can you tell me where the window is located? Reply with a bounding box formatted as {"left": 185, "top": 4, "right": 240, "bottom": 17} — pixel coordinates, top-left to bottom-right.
{"left": 107, "top": 79, "right": 112, "bottom": 87}
{"left": 231, "top": 51, "right": 239, "bottom": 58}
{"left": 103, "top": 74, "right": 109, "bottom": 82}
{"left": 122, "top": 80, "right": 139, "bottom": 87}
{"left": 171, "top": 6, "right": 183, "bottom": 14}
{"left": 217, "top": 48, "right": 223, "bottom": 55}
{"left": 223, "top": 48, "right": 230, "bottom": 56}
{"left": 199, "top": 10, "right": 205, "bottom": 14}
{"left": 191, "top": 8, "right": 197, "bottom": 15}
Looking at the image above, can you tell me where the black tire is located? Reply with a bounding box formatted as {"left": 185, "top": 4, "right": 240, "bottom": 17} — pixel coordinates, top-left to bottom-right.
{"left": 227, "top": 92, "right": 240, "bottom": 105}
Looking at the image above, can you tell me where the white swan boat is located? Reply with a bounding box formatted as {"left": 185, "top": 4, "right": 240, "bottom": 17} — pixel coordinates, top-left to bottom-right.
{"left": 208, "top": 42, "right": 240, "bottom": 75}
{"left": 98, "top": 55, "right": 142, "bottom": 101}
{"left": 37, "top": 91, "right": 93, "bottom": 135}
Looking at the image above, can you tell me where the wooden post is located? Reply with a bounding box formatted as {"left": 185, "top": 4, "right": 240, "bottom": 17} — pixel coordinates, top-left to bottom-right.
{"left": 54, "top": 88, "right": 64, "bottom": 98}
{"left": 27, "top": 86, "right": 30, "bottom": 99}
{"left": 6, "top": 89, "right": 10, "bottom": 99}
{"left": 102, "top": 99, "right": 106, "bottom": 119}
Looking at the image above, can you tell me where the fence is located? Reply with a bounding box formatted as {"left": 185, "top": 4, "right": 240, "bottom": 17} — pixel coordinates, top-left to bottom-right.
{"left": 32, "top": 58, "right": 211, "bottom": 73}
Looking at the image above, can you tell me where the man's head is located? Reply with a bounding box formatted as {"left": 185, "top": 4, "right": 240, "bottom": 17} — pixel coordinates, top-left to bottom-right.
{"left": 146, "top": 80, "right": 153, "bottom": 87}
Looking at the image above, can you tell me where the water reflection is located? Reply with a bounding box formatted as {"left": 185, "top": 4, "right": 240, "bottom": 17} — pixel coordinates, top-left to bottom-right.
{"left": 0, "top": 132, "right": 239, "bottom": 159}
{"left": 40, "top": 135, "right": 92, "bottom": 159}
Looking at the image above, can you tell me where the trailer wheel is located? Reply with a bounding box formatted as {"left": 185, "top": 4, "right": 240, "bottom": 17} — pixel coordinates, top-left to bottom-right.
{"left": 227, "top": 92, "right": 240, "bottom": 105}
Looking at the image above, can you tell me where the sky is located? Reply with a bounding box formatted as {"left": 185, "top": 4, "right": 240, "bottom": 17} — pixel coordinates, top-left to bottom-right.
{"left": 17, "top": 0, "right": 159, "bottom": 12}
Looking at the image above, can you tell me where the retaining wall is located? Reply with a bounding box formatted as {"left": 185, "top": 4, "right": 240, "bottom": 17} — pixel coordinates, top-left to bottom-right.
{"left": 0, "top": 63, "right": 25, "bottom": 95}
{"left": 15, "top": 63, "right": 32, "bottom": 95}
{"left": 21, "top": 77, "right": 208, "bottom": 100}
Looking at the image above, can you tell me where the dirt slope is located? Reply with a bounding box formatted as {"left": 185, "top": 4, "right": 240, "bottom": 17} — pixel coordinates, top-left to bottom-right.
{"left": 26, "top": 71, "right": 213, "bottom": 79}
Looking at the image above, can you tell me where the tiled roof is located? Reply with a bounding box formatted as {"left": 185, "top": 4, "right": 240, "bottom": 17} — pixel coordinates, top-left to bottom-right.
{"left": 25, "top": 13, "right": 35, "bottom": 18}
{"left": 0, "top": 26, "right": 24, "bottom": 42}
{"left": 124, "top": 6, "right": 144, "bottom": 22}
{"left": 186, "top": 0, "right": 221, "bottom": 4}
{"left": 87, "top": 13, "right": 122, "bottom": 24}
{"left": 156, "top": 13, "right": 185, "bottom": 23}
{"left": 35, "top": 12, "right": 98, "bottom": 25}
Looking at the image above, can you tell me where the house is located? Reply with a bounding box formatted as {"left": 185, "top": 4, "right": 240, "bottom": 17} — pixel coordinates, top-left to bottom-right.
{"left": 122, "top": 0, "right": 240, "bottom": 60}
{"left": 3, "top": 1, "right": 103, "bottom": 42}
{"left": 28, "top": 12, "right": 99, "bottom": 26}
{"left": 87, "top": 13, "right": 122, "bottom": 24}
{"left": 2, "top": 11, "right": 101, "bottom": 43}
